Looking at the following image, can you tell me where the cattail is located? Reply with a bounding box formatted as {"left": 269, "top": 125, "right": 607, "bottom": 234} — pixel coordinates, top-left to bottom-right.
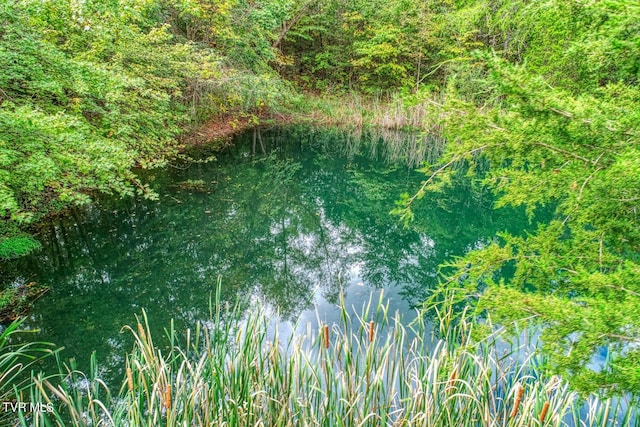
{"left": 137, "top": 323, "right": 146, "bottom": 342}
{"left": 165, "top": 384, "right": 172, "bottom": 410}
{"left": 540, "top": 401, "right": 550, "bottom": 423}
{"left": 324, "top": 325, "right": 330, "bottom": 349}
{"left": 446, "top": 368, "right": 458, "bottom": 392}
{"left": 369, "top": 321, "right": 374, "bottom": 342}
{"left": 126, "top": 367, "right": 134, "bottom": 392}
{"left": 510, "top": 384, "right": 524, "bottom": 418}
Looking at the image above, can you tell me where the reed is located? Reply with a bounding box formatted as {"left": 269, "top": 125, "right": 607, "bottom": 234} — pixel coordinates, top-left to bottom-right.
{"left": 0, "top": 319, "right": 59, "bottom": 426}
{"left": 10, "top": 290, "right": 640, "bottom": 426}
{"left": 300, "top": 92, "right": 445, "bottom": 135}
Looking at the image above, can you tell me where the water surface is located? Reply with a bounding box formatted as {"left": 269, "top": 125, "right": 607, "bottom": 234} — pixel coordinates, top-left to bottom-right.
{"left": 1, "top": 126, "right": 536, "bottom": 381}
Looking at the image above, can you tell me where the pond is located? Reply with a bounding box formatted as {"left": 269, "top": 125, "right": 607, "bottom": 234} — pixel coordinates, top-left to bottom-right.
{"left": 1, "top": 126, "right": 537, "bottom": 384}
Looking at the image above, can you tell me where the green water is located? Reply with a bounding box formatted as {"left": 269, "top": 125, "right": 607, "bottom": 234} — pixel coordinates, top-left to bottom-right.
{"left": 1, "top": 126, "right": 537, "bottom": 382}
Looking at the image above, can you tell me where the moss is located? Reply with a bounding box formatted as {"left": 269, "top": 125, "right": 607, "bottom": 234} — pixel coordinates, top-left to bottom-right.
{"left": 0, "top": 236, "right": 41, "bottom": 260}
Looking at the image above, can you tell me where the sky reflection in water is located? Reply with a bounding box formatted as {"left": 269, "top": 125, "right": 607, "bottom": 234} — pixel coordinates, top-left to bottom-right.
{"left": 0, "top": 126, "right": 536, "bottom": 383}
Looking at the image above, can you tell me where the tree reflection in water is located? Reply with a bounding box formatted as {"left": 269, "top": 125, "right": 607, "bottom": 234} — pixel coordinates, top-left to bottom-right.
{"left": 0, "top": 125, "right": 539, "bottom": 384}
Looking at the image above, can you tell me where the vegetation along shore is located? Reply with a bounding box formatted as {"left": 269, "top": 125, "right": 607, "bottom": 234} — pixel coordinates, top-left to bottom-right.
{"left": 1, "top": 0, "right": 639, "bottom": 424}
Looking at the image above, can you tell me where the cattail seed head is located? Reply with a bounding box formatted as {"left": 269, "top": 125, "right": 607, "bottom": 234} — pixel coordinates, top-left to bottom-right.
{"left": 446, "top": 368, "right": 458, "bottom": 392}
{"left": 369, "top": 321, "right": 374, "bottom": 342}
{"left": 126, "top": 367, "right": 134, "bottom": 392}
{"left": 324, "top": 325, "right": 330, "bottom": 349}
{"left": 165, "top": 384, "right": 172, "bottom": 409}
{"left": 540, "top": 401, "right": 550, "bottom": 423}
{"left": 510, "top": 384, "right": 524, "bottom": 418}
{"left": 137, "top": 323, "right": 146, "bottom": 342}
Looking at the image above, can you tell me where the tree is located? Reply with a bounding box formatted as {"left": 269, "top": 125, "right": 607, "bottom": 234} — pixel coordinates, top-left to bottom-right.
{"left": 395, "top": 0, "right": 640, "bottom": 392}
{"left": 0, "top": 0, "right": 294, "bottom": 259}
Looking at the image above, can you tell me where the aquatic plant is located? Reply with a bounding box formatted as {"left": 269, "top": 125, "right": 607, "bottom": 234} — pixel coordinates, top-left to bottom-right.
{"left": 13, "top": 289, "right": 638, "bottom": 426}
{"left": 0, "top": 319, "right": 58, "bottom": 426}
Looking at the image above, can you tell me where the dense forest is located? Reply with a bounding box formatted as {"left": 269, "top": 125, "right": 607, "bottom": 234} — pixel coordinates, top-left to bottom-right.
{"left": 1, "top": 0, "right": 639, "bottom": 407}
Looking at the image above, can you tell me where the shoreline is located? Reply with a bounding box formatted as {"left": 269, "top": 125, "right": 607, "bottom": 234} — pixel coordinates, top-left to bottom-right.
{"left": 182, "top": 111, "right": 294, "bottom": 148}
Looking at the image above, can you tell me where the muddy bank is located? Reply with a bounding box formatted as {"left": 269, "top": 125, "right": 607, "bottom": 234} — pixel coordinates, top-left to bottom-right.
{"left": 183, "top": 112, "right": 293, "bottom": 147}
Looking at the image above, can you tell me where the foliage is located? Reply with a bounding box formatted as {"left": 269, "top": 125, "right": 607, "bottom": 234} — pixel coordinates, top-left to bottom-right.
{"left": 394, "top": 1, "right": 640, "bottom": 394}
{"left": 277, "top": 0, "right": 486, "bottom": 93}
{"left": 0, "top": 0, "right": 299, "bottom": 264}
{"left": 0, "top": 235, "right": 40, "bottom": 260}
{"left": 0, "top": 0, "right": 183, "bottom": 227}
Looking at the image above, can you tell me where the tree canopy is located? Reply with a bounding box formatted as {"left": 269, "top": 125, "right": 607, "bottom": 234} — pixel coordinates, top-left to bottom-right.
{"left": 389, "top": 0, "right": 640, "bottom": 393}
{"left": 0, "top": 0, "right": 298, "bottom": 257}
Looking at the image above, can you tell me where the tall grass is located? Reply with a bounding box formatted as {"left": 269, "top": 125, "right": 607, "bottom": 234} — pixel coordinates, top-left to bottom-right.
{"left": 0, "top": 319, "right": 59, "bottom": 426}
{"left": 298, "top": 93, "right": 445, "bottom": 135}
{"left": 337, "top": 126, "right": 446, "bottom": 168}
{"left": 10, "top": 290, "right": 640, "bottom": 426}
{"left": 293, "top": 92, "right": 452, "bottom": 168}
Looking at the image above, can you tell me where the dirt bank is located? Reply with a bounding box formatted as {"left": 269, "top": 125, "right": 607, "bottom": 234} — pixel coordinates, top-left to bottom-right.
{"left": 183, "top": 112, "right": 293, "bottom": 147}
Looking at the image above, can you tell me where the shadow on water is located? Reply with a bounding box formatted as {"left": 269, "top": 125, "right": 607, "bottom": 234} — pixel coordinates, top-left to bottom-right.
{"left": 0, "top": 125, "right": 539, "bottom": 385}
